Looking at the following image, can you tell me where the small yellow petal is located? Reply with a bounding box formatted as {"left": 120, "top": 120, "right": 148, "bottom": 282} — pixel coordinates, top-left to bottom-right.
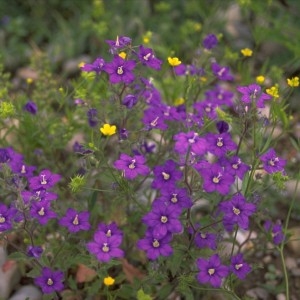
{"left": 241, "top": 48, "right": 253, "bottom": 57}
{"left": 168, "top": 57, "right": 181, "bottom": 67}
{"left": 103, "top": 276, "right": 115, "bottom": 286}
{"left": 287, "top": 76, "right": 299, "bottom": 87}
{"left": 100, "top": 124, "right": 117, "bottom": 136}
{"left": 174, "top": 97, "right": 185, "bottom": 106}
{"left": 256, "top": 75, "right": 265, "bottom": 84}
{"left": 266, "top": 85, "right": 279, "bottom": 98}
{"left": 118, "top": 52, "right": 127, "bottom": 59}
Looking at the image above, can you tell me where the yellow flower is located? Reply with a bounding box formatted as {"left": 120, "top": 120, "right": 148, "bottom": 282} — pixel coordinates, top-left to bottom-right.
{"left": 26, "top": 78, "right": 33, "bottom": 84}
{"left": 287, "top": 76, "right": 299, "bottom": 87}
{"left": 266, "top": 85, "right": 279, "bottom": 98}
{"left": 194, "top": 22, "right": 202, "bottom": 32}
{"left": 256, "top": 75, "right": 265, "bottom": 84}
{"left": 78, "top": 62, "right": 85, "bottom": 68}
{"left": 142, "top": 31, "right": 152, "bottom": 44}
{"left": 100, "top": 124, "right": 117, "bottom": 136}
{"left": 168, "top": 57, "right": 181, "bottom": 67}
{"left": 241, "top": 48, "right": 253, "bottom": 57}
{"left": 200, "top": 76, "right": 207, "bottom": 82}
{"left": 118, "top": 52, "right": 126, "bottom": 59}
{"left": 103, "top": 276, "right": 115, "bottom": 286}
{"left": 174, "top": 97, "right": 185, "bottom": 106}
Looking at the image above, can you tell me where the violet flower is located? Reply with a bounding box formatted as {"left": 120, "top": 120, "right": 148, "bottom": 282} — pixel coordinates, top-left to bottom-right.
{"left": 202, "top": 34, "right": 218, "bottom": 50}
{"left": 260, "top": 148, "right": 286, "bottom": 174}
{"left": 113, "top": 153, "right": 150, "bottom": 180}
{"left": 137, "top": 45, "right": 162, "bottom": 70}
{"left": 0, "top": 203, "right": 15, "bottom": 231}
{"left": 81, "top": 57, "right": 105, "bottom": 74}
{"left": 27, "top": 246, "right": 43, "bottom": 258}
{"left": 219, "top": 193, "right": 256, "bottom": 231}
{"left": 87, "top": 108, "right": 98, "bottom": 127}
{"left": 30, "top": 200, "right": 57, "bottom": 225}
{"left": 196, "top": 254, "right": 229, "bottom": 287}
{"left": 103, "top": 55, "right": 136, "bottom": 84}
{"left": 34, "top": 267, "right": 64, "bottom": 294}
{"left": 59, "top": 208, "right": 90, "bottom": 233}
{"left": 122, "top": 94, "right": 138, "bottom": 108}
{"left": 24, "top": 101, "right": 38, "bottom": 115}
{"left": 211, "top": 62, "right": 234, "bottom": 81}
{"left": 205, "top": 132, "right": 237, "bottom": 157}
{"left": 237, "top": 84, "right": 271, "bottom": 108}
{"left": 97, "top": 222, "right": 123, "bottom": 238}
{"left": 230, "top": 253, "right": 252, "bottom": 279}
{"left": 29, "top": 169, "right": 61, "bottom": 190}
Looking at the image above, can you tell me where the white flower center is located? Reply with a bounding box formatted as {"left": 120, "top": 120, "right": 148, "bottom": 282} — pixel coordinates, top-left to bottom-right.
{"left": 128, "top": 159, "right": 136, "bottom": 169}
{"left": 72, "top": 214, "right": 79, "bottom": 225}
{"left": 208, "top": 268, "right": 215, "bottom": 275}
{"left": 152, "top": 239, "right": 160, "bottom": 248}
{"left": 117, "top": 66, "right": 124, "bottom": 75}
{"left": 102, "top": 243, "right": 110, "bottom": 252}
{"left": 47, "top": 278, "right": 53, "bottom": 286}
{"left": 233, "top": 206, "right": 241, "bottom": 215}
{"left": 161, "top": 216, "right": 168, "bottom": 223}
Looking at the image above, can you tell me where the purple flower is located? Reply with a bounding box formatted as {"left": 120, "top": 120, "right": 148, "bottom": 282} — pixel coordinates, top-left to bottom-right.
{"left": 81, "top": 57, "right": 105, "bottom": 74}
{"left": 29, "top": 169, "right": 61, "bottom": 190}
{"left": 237, "top": 84, "right": 271, "bottom": 108}
{"left": 59, "top": 208, "right": 90, "bottom": 233}
{"left": 220, "top": 156, "right": 250, "bottom": 180}
{"left": 142, "top": 204, "right": 183, "bottom": 237}
{"left": 24, "top": 101, "right": 38, "bottom": 115}
{"left": 153, "top": 187, "right": 192, "bottom": 209}
{"left": 27, "top": 246, "right": 43, "bottom": 258}
{"left": 205, "top": 85, "right": 234, "bottom": 106}
{"left": 219, "top": 193, "right": 256, "bottom": 231}
{"left": 205, "top": 132, "right": 237, "bottom": 157}
{"left": 137, "top": 230, "right": 173, "bottom": 260}
{"left": 103, "top": 55, "right": 136, "bottom": 84}
{"left": 87, "top": 108, "right": 98, "bottom": 127}
{"left": 264, "top": 220, "right": 285, "bottom": 245}
{"left": 9, "top": 161, "right": 36, "bottom": 179}
{"left": 122, "top": 94, "right": 138, "bottom": 109}
{"left": 194, "top": 100, "right": 218, "bottom": 120}
{"left": 86, "top": 230, "right": 124, "bottom": 263}
{"left": 105, "top": 36, "right": 131, "bottom": 53}
{"left": 174, "top": 64, "right": 186, "bottom": 76}
{"left": 137, "top": 45, "right": 162, "bottom": 70}
{"left": 230, "top": 253, "right": 251, "bottom": 279}
{"left": 173, "top": 131, "right": 207, "bottom": 156}
{"left": 0, "top": 203, "right": 15, "bottom": 231}
{"left": 202, "top": 34, "right": 218, "bottom": 50}
{"left": 196, "top": 254, "right": 229, "bottom": 287}
{"left": 194, "top": 231, "right": 217, "bottom": 250}
{"left": 142, "top": 107, "right": 168, "bottom": 131}
{"left": 21, "top": 189, "right": 58, "bottom": 205}
{"left": 34, "top": 267, "right": 64, "bottom": 294}
{"left": 199, "top": 162, "right": 235, "bottom": 195}
{"left": 113, "top": 153, "right": 150, "bottom": 180}
{"left": 211, "top": 62, "right": 234, "bottom": 81}
{"left": 151, "top": 160, "right": 183, "bottom": 190}
{"left": 97, "top": 222, "right": 123, "bottom": 238}
{"left": 0, "top": 147, "right": 23, "bottom": 166}
{"left": 216, "top": 121, "right": 229, "bottom": 133}
{"left": 30, "top": 200, "right": 57, "bottom": 225}
{"left": 260, "top": 148, "right": 286, "bottom": 174}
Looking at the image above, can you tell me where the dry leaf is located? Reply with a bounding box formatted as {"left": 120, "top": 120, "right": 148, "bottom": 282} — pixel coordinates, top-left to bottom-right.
{"left": 121, "top": 258, "right": 144, "bottom": 284}
{"left": 75, "top": 264, "right": 97, "bottom": 283}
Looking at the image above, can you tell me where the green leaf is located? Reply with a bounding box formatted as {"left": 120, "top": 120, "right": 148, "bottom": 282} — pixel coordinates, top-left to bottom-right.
{"left": 137, "top": 288, "right": 153, "bottom": 300}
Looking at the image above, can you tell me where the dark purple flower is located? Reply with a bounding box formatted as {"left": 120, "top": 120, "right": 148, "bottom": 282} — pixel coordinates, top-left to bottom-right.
{"left": 199, "top": 162, "right": 235, "bottom": 195}
{"left": 196, "top": 254, "right": 229, "bottom": 287}
{"left": 119, "top": 128, "right": 129, "bottom": 140}
{"left": 34, "top": 267, "right": 64, "bottom": 294}
{"left": 137, "top": 45, "right": 162, "bottom": 70}
{"left": 237, "top": 84, "right": 271, "bottom": 108}
{"left": 24, "top": 101, "right": 38, "bottom": 115}
{"left": 0, "top": 203, "right": 15, "bottom": 231}
{"left": 174, "top": 64, "right": 186, "bottom": 76}
{"left": 30, "top": 200, "right": 57, "bottom": 225}
{"left": 153, "top": 187, "right": 192, "bottom": 209}
{"left": 59, "top": 208, "right": 90, "bottom": 233}
{"left": 103, "top": 55, "right": 136, "bottom": 84}
{"left": 264, "top": 220, "right": 285, "bottom": 245}
{"left": 205, "top": 85, "right": 234, "bottom": 107}
{"left": 230, "top": 253, "right": 251, "bottom": 279}
{"left": 260, "top": 148, "right": 286, "bottom": 174}
{"left": 29, "top": 169, "right": 61, "bottom": 190}
{"left": 86, "top": 230, "right": 124, "bottom": 262}
{"left": 9, "top": 161, "right": 36, "bottom": 179}
{"left": 81, "top": 57, "right": 105, "bottom": 74}
{"left": 142, "top": 204, "right": 182, "bottom": 237}
{"left": 173, "top": 131, "right": 207, "bottom": 156}
{"left": 205, "top": 132, "right": 237, "bottom": 157}
{"left": 27, "top": 246, "right": 43, "bottom": 258}
{"left": 137, "top": 229, "right": 173, "bottom": 260}
{"left": 87, "top": 108, "right": 98, "bottom": 127}
{"left": 216, "top": 121, "right": 229, "bottom": 134}
{"left": 21, "top": 189, "right": 58, "bottom": 205}
{"left": 211, "top": 62, "right": 234, "bottom": 81}
{"left": 0, "top": 147, "right": 23, "bottom": 166}
{"left": 194, "top": 100, "right": 218, "bottom": 120}
{"left": 219, "top": 193, "right": 256, "bottom": 231}
{"left": 202, "top": 34, "right": 218, "bottom": 50}
{"left": 151, "top": 160, "right": 183, "bottom": 190}
{"left": 113, "top": 153, "right": 150, "bottom": 179}
{"left": 122, "top": 94, "right": 138, "bottom": 108}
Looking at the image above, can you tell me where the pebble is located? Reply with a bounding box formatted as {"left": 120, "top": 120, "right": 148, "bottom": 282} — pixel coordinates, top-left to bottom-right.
{"left": 276, "top": 293, "right": 286, "bottom": 300}
{"left": 287, "top": 227, "right": 300, "bottom": 255}
{"left": 285, "top": 256, "right": 297, "bottom": 270}
{"left": 291, "top": 268, "right": 300, "bottom": 277}
{"left": 8, "top": 285, "right": 42, "bottom": 300}
{"left": 246, "top": 287, "right": 270, "bottom": 300}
